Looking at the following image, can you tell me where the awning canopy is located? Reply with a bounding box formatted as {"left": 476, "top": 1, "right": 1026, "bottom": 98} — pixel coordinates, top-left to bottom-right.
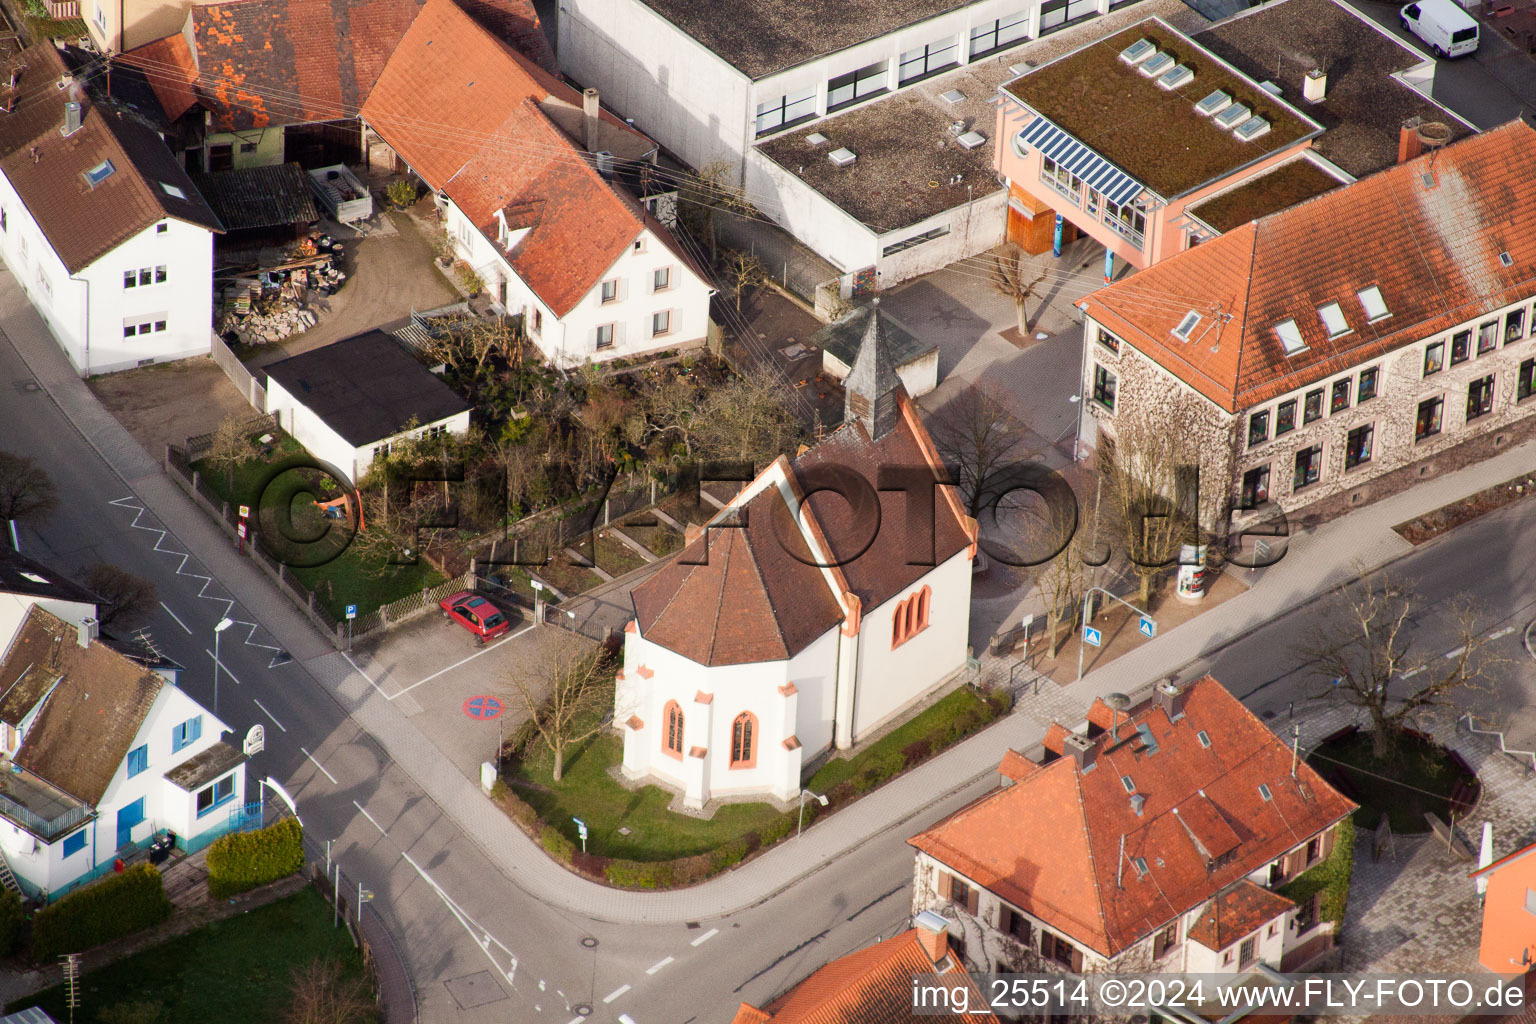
{"left": 1019, "top": 117, "right": 1146, "bottom": 207}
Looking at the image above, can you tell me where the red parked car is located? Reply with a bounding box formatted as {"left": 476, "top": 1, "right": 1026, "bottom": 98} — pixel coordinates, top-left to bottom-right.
{"left": 438, "top": 591, "right": 512, "bottom": 643}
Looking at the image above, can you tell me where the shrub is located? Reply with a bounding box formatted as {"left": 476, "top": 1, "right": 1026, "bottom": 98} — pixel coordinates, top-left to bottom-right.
{"left": 385, "top": 179, "right": 417, "bottom": 209}
{"left": 0, "top": 887, "right": 21, "bottom": 956}
{"left": 571, "top": 851, "right": 611, "bottom": 880}
{"left": 539, "top": 826, "right": 576, "bottom": 863}
{"left": 493, "top": 782, "right": 540, "bottom": 831}
{"left": 671, "top": 851, "right": 716, "bottom": 886}
{"left": 31, "top": 863, "right": 171, "bottom": 959}
{"left": 901, "top": 739, "right": 933, "bottom": 766}
{"left": 206, "top": 817, "right": 305, "bottom": 899}
{"left": 605, "top": 860, "right": 673, "bottom": 889}
{"left": 757, "top": 813, "right": 798, "bottom": 847}
{"left": 711, "top": 838, "right": 751, "bottom": 872}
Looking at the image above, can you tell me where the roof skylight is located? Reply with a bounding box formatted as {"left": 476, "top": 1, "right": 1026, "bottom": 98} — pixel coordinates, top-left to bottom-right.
{"left": 19, "top": 571, "right": 47, "bottom": 583}
{"left": 1357, "top": 286, "right": 1389, "bottom": 322}
{"left": 1258, "top": 783, "right": 1274, "bottom": 801}
{"left": 1197, "top": 730, "right": 1212, "bottom": 748}
{"left": 1318, "top": 302, "right": 1348, "bottom": 338}
{"left": 1121, "top": 774, "right": 1136, "bottom": 793}
{"left": 84, "top": 159, "right": 115, "bottom": 188}
{"left": 160, "top": 182, "right": 186, "bottom": 199}
{"left": 1171, "top": 311, "right": 1201, "bottom": 341}
{"left": 1275, "top": 319, "right": 1306, "bottom": 355}
{"left": 1133, "top": 856, "right": 1149, "bottom": 876}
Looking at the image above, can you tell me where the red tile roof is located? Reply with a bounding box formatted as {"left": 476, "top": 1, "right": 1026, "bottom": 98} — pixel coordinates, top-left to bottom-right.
{"left": 452, "top": 0, "right": 558, "bottom": 76}
{"left": 909, "top": 677, "right": 1355, "bottom": 958}
{"left": 733, "top": 927, "right": 1000, "bottom": 1024}
{"left": 0, "top": 45, "right": 221, "bottom": 273}
{"left": 1082, "top": 120, "right": 1536, "bottom": 413}
{"left": 362, "top": 0, "right": 653, "bottom": 315}
{"left": 121, "top": 33, "right": 200, "bottom": 121}
{"left": 632, "top": 390, "right": 974, "bottom": 666}
{"left": 1187, "top": 880, "right": 1294, "bottom": 950}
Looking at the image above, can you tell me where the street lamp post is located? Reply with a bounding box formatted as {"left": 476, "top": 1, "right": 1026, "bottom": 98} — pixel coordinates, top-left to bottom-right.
{"left": 798, "top": 789, "right": 828, "bottom": 838}
{"left": 213, "top": 617, "right": 233, "bottom": 715}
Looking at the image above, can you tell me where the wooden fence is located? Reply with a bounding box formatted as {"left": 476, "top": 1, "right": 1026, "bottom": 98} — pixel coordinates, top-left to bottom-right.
{"left": 209, "top": 331, "right": 268, "bottom": 412}
{"left": 43, "top": 0, "right": 79, "bottom": 18}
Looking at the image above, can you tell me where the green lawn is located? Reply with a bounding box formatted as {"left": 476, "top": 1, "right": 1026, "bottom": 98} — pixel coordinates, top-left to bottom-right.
{"left": 9, "top": 890, "right": 369, "bottom": 1024}
{"left": 192, "top": 437, "right": 444, "bottom": 619}
{"left": 509, "top": 730, "right": 785, "bottom": 861}
{"left": 618, "top": 519, "right": 682, "bottom": 557}
{"left": 595, "top": 532, "right": 648, "bottom": 576}
{"left": 531, "top": 555, "right": 601, "bottom": 597}
{"left": 807, "top": 686, "right": 992, "bottom": 792}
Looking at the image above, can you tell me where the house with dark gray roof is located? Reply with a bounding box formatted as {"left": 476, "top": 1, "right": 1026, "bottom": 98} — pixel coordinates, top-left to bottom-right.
{"left": 263, "top": 330, "right": 473, "bottom": 484}
{"left": 614, "top": 311, "right": 978, "bottom": 808}
{"left": 0, "top": 43, "right": 222, "bottom": 376}
{"left": 0, "top": 606, "right": 246, "bottom": 900}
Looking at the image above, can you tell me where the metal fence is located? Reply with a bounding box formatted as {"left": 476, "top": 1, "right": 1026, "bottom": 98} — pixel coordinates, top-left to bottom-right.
{"left": 713, "top": 208, "right": 841, "bottom": 304}
{"left": 185, "top": 411, "right": 279, "bottom": 459}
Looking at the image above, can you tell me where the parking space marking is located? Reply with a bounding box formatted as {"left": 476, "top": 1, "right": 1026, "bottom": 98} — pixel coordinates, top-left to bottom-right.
{"left": 389, "top": 624, "right": 536, "bottom": 699}
{"left": 301, "top": 747, "right": 338, "bottom": 784}
{"left": 603, "top": 984, "right": 630, "bottom": 1004}
{"left": 160, "top": 601, "right": 191, "bottom": 634}
{"left": 253, "top": 698, "right": 287, "bottom": 731}
{"left": 353, "top": 800, "right": 388, "bottom": 836}
{"left": 690, "top": 928, "right": 718, "bottom": 947}
{"left": 342, "top": 651, "right": 395, "bottom": 700}
{"left": 646, "top": 957, "right": 673, "bottom": 975}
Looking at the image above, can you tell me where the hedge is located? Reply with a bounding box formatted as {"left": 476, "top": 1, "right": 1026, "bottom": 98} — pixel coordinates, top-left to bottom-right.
{"left": 1278, "top": 818, "right": 1356, "bottom": 928}
{"left": 0, "top": 887, "right": 22, "bottom": 956}
{"left": 206, "top": 817, "right": 305, "bottom": 899}
{"left": 32, "top": 863, "right": 171, "bottom": 959}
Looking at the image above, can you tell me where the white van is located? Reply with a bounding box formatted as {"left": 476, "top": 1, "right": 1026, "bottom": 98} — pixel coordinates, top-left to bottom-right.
{"left": 1401, "top": 0, "right": 1480, "bottom": 58}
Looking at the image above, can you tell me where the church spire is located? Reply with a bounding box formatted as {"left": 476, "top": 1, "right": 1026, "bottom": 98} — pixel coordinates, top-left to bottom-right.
{"left": 844, "top": 299, "right": 901, "bottom": 440}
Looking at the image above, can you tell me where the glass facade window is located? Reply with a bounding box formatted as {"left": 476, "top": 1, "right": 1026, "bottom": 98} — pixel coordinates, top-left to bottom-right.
{"left": 754, "top": 84, "right": 818, "bottom": 135}
{"left": 1358, "top": 366, "right": 1379, "bottom": 402}
{"left": 1093, "top": 365, "right": 1117, "bottom": 410}
{"left": 1450, "top": 329, "right": 1471, "bottom": 364}
{"left": 1247, "top": 410, "right": 1269, "bottom": 448}
{"left": 1275, "top": 399, "right": 1296, "bottom": 436}
{"left": 1303, "top": 389, "right": 1323, "bottom": 424}
{"left": 1478, "top": 320, "right": 1499, "bottom": 355}
{"left": 1240, "top": 465, "right": 1270, "bottom": 508}
{"left": 1467, "top": 374, "right": 1495, "bottom": 420}
{"left": 1345, "top": 424, "right": 1373, "bottom": 469}
{"left": 1293, "top": 445, "right": 1322, "bottom": 490}
{"left": 1330, "top": 379, "right": 1351, "bottom": 413}
{"left": 1519, "top": 358, "right": 1536, "bottom": 402}
{"left": 969, "top": 11, "right": 1029, "bottom": 57}
{"left": 898, "top": 37, "right": 959, "bottom": 84}
{"left": 1041, "top": 156, "right": 1083, "bottom": 205}
{"left": 1424, "top": 341, "right": 1444, "bottom": 376}
{"left": 827, "top": 62, "right": 887, "bottom": 111}
{"left": 1507, "top": 308, "right": 1527, "bottom": 344}
{"left": 1416, "top": 396, "right": 1443, "bottom": 440}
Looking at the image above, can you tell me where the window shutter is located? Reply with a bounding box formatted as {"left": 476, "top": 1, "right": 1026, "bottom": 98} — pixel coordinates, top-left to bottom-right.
{"left": 1071, "top": 946, "right": 1084, "bottom": 972}
{"left": 191, "top": 716, "right": 202, "bottom": 742}
{"left": 1320, "top": 828, "right": 1336, "bottom": 860}
{"left": 966, "top": 885, "right": 979, "bottom": 916}
{"left": 1040, "top": 931, "right": 1052, "bottom": 957}
{"left": 937, "top": 871, "right": 953, "bottom": 900}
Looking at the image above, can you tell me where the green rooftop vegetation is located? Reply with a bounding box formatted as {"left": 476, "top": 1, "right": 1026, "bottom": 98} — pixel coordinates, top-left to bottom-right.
{"left": 1189, "top": 157, "right": 1344, "bottom": 232}
{"left": 1005, "top": 21, "right": 1317, "bottom": 198}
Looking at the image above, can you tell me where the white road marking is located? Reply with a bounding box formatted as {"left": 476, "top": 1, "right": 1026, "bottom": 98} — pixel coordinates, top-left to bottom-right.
{"left": 690, "top": 928, "right": 718, "bottom": 947}
{"left": 353, "top": 800, "right": 387, "bottom": 836}
{"left": 565, "top": 1017, "right": 586, "bottom": 1024}
{"left": 342, "top": 651, "right": 395, "bottom": 700}
{"left": 1489, "top": 626, "right": 1517, "bottom": 640}
{"left": 645, "top": 956, "right": 673, "bottom": 975}
{"left": 1401, "top": 667, "right": 1424, "bottom": 679}
{"left": 389, "top": 624, "right": 536, "bottom": 698}
{"left": 253, "top": 698, "right": 286, "bottom": 731}
{"left": 300, "top": 747, "right": 337, "bottom": 784}
{"left": 160, "top": 601, "right": 191, "bottom": 634}
{"left": 204, "top": 649, "right": 242, "bottom": 686}
{"left": 1444, "top": 645, "right": 1467, "bottom": 660}
{"left": 602, "top": 984, "right": 630, "bottom": 1004}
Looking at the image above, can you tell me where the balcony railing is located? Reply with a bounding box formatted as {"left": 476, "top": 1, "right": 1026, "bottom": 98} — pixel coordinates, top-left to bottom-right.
{"left": 1104, "top": 216, "right": 1145, "bottom": 250}
{"left": 0, "top": 788, "right": 93, "bottom": 841}
{"left": 1041, "top": 174, "right": 1082, "bottom": 207}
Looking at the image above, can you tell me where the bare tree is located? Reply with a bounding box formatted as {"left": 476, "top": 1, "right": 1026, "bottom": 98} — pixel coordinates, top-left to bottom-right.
{"left": 695, "top": 366, "right": 805, "bottom": 465}
{"left": 418, "top": 316, "right": 518, "bottom": 402}
{"left": 283, "top": 958, "right": 374, "bottom": 1024}
{"left": 1300, "top": 576, "right": 1501, "bottom": 758}
{"left": 724, "top": 250, "right": 765, "bottom": 312}
{"left": 202, "top": 416, "right": 261, "bottom": 494}
{"left": 83, "top": 563, "right": 158, "bottom": 628}
{"left": 510, "top": 643, "right": 614, "bottom": 781}
{"left": 989, "top": 243, "right": 1050, "bottom": 334}
{"left": 1100, "top": 400, "right": 1205, "bottom": 606}
{"left": 1031, "top": 483, "right": 1095, "bottom": 658}
{"left": 927, "top": 387, "right": 1035, "bottom": 520}
{"left": 0, "top": 450, "right": 58, "bottom": 533}
{"left": 679, "top": 159, "right": 752, "bottom": 263}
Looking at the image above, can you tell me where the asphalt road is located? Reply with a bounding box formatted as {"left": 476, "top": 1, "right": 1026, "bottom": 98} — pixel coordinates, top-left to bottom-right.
{"left": 3, "top": 295, "right": 1535, "bottom": 1023}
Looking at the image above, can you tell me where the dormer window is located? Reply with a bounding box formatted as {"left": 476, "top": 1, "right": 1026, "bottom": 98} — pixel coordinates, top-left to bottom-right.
{"left": 1172, "top": 311, "right": 1201, "bottom": 341}
{"left": 1357, "top": 286, "right": 1389, "bottom": 322}
{"left": 1318, "top": 302, "right": 1348, "bottom": 338}
{"left": 1275, "top": 319, "right": 1306, "bottom": 355}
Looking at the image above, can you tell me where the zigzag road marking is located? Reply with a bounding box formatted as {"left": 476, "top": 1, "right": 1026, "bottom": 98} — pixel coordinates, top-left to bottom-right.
{"left": 108, "top": 496, "right": 290, "bottom": 668}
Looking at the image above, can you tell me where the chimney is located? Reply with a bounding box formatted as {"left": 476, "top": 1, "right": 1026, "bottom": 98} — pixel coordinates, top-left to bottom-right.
{"left": 1398, "top": 116, "right": 1425, "bottom": 164}
{"left": 583, "top": 87, "right": 600, "bottom": 153}
{"left": 1063, "top": 732, "right": 1096, "bottom": 770}
{"left": 914, "top": 909, "right": 950, "bottom": 963}
{"left": 76, "top": 617, "right": 98, "bottom": 648}
{"left": 1156, "top": 680, "right": 1185, "bottom": 721}
{"left": 1303, "top": 68, "right": 1326, "bottom": 104}
{"left": 61, "top": 100, "right": 81, "bottom": 136}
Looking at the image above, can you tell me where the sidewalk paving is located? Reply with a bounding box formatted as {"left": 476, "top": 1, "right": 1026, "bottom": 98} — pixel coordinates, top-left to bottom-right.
{"left": 9, "top": 272, "right": 1536, "bottom": 925}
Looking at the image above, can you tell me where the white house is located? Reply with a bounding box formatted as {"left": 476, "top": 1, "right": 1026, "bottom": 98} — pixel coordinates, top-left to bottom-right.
{"left": 0, "top": 606, "right": 246, "bottom": 900}
{"left": 615, "top": 309, "right": 978, "bottom": 808}
{"left": 0, "top": 44, "right": 221, "bottom": 376}
{"left": 263, "top": 331, "right": 472, "bottom": 486}
{"left": 0, "top": 548, "right": 100, "bottom": 651}
{"left": 361, "top": 0, "right": 713, "bottom": 367}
